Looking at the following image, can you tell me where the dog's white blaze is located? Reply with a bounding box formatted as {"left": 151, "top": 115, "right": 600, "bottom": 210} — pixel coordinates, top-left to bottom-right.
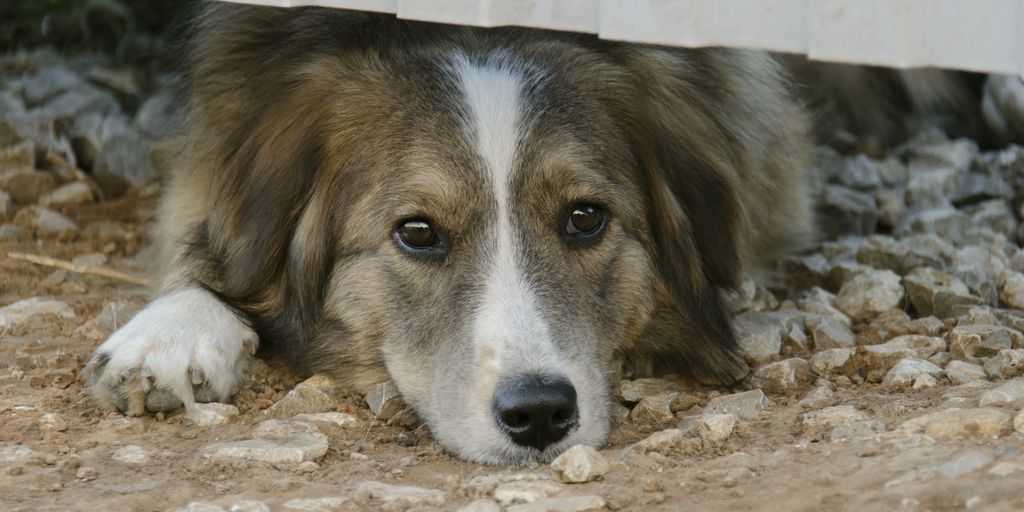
{"left": 450, "top": 55, "right": 557, "bottom": 384}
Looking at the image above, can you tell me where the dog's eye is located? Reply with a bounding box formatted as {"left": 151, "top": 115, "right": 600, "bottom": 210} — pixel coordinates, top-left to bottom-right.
{"left": 396, "top": 219, "right": 442, "bottom": 250}
{"left": 563, "top": 204, "right": 607, "bottom": 239}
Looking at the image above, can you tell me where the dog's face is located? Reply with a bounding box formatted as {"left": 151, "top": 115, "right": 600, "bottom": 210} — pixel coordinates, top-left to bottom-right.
{"left": 186, "top": 10, "right": 757, "bottom": 465}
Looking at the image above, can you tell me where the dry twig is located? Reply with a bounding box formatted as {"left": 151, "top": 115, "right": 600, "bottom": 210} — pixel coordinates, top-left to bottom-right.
{"left": 7, "top": 252, "right": 150, "bottom": 287}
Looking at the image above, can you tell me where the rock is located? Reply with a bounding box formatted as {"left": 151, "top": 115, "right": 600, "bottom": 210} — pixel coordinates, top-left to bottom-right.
{"left": 984, "top": 349, "right": 1024, "bottom": 379}
{"left": 821, "top": 236, "right": 866, "bottom": 264}
{"left": 703, "top": 389, "right": 772, "bottom": 419}
{"left": 22, "top": 65, "right": 83, "bottom": 104}
{"left": 0, "top": 169, "right": 60, "bottom": 204}
{"left": 352, "top": 480, "right": 446, "bottom": 510}
{"left": 944, "top": 361, "right": 988, "bottom": 385}
{"left": 173, "top": 502, "right": 226, "bottom": 512}
{"left": 15, "top": 206, "right": 78, "bottom": 238}
{"left": 874, "top": 189, "right": 906, "bottom": 228}
{"left": 882, "top": 358, "right": 944, "bottom": 390}
{"left": 39, "top": 181, "right": 93, "bottom": 208}
{"left": 948, "top": 324, "right": 1023, "bottom": 363}
{"left": 856, "top": 235, "right": 908, "bottom": 273}
{"left": 954, "top": 172, "right": 1013, "bottom": 205}
{"left": 965, "top": 200, "right": 1017, "bottom": 239}
{"left": 894, "top": 206, "right": 969, "bottom": 243}
{"left": 798, "top": 386, "right": 834, "bottom": 409}
{"left": 978, "top": 379, "right": 1024, "bottom": 406}
{"left": 39, "top": 412, "right": 66, "bottom": 432}
{"left": 0, "top": 191, "right": 14, "bottom": 221}
{"left": 618, "top": 378, "right": 678, "bottom": 403}
{"left": 733, "top": 312, "right": 785, "bottom": 363}
{"left": 293, "top": 412, "right": 358, "bottom": 427}
{"left": 819, "top": 185, "right": 878, "bottom": 237}
{"left": 632, "top": 428, "right": 686, "bottom": 455}
{"left": 506, "top": 495, "right": 606, "bottom": 512}
{"left": 802, "top": 405, "right": 867, "bottom": 430}
{"left": 1017, "top": 410, "right": 1024, "bottom": 434}
{"left": 908, "top": 138, "right": 977, "bottom": 171}
{"left": 365, "top": 381, "right": 406, "bottom": 420}
{"left": 459, "top": 500, "right": 502, "bottom": 512}
{"left": 876, "top": 157, "right": 909, "bottom": 186}
{"left": 282, "top": 496, "right": 348, "bottom": 511}
{"left": 185, "top": 403, "right": 239, "bottom": 426}
{"left": 797, "top": 288, "right": 852, "bottom": 328}
{"left": 905, "top": 166, "right": 964, "bottom": 208}
{"left": 750, "top": 358, "right": 814, "bottom": 394}
{"left": 935, "top": 449, "right": 996, "bottom": 480}
{"left": 810, "top": 348, "right": 853, "bottom": 377}
{"left": 91, "top": 115, "right": 158, "bottom": 185}
{"left": 955, "top": 266, "right": 999, "bottom": 306}
{"left": 903, "top": 268, "right": 983, "bottom": 318}
{"left": 859, "top": 335, "right": 947, "bottom": 373}
{"left": 203, "top": 421, "right": 328, "bottom": 464}
{"left": 694, "top": 413, "right": 737, "bottom": 443}
{"left": 0, "top": 139, "right": 34, "bottom": 173}
{"left": 111, "top": 445, "right": 150, "bottom": 465}
{"left": 781, "top": 325, "right": 811, "bottom": 357}
{"left": 913, "top": 373, "right": 939, "bottom": 389}
{"left": 726, "top": 276, "right": 780, "bottom": 312}
{"left": 550, "top": 445, "right": 608, "bottom": 483}
{"left": 0, "top": 297, "right": 74, "bottom": 330}
{"left": 75, "top": 466, "right": 98, "bottom": 481}
{"left": 838, "top": 154, "right": 883, "bottom": 190}
{"left": 835, "top": 269, "right": 904, "bottom": 321}
{"left": 999, "top": 271, "right": 1024, "bottom": 309}
{"left": 71, "top": 252, "right": 107, "bottom": 267}
{"left": 779, "top": 253, "right": 830, "bottom": 290}
{"left": 493, "top": 480, "right": 563, "bottom": 506}
{"left": 628, "top": 392, "right": 677, "bottom": 427}
{"left": 268, "top": 375, "right": 339, "bottom": 416}
{"left": 810, "top": 317, "right": 855, "bottom": 349}
{"left": 134, "top": 91, "right": 176, "bottom": 137}
{"left": 229, "top": 501, "right": 270, "bottom": 512}
{"left": 899, "top": 408, "right": 1012, "bottom": 439}
{"left": 830, "top": 420, "right": 887, "bottom": 441}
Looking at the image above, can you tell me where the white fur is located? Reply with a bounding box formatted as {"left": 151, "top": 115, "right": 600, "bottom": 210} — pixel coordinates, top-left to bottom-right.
{"left": 88, "top": 287, "right": 256, "bottom": 416}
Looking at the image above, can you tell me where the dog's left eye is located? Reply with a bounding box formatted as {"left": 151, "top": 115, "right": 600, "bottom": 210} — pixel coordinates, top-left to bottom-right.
{"left": 563, "top": 204, "right": 608, "bottom": 239}
{"left": 395, "top": 219, "right": 443, "bottom": 251}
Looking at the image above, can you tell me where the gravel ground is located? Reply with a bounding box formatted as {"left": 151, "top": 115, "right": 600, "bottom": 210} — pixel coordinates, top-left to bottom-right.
{"left": 2, "top": 47, "right": 1024, "bottom": 512}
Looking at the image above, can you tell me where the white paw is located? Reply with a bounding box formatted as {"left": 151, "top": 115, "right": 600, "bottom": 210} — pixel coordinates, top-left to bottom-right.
{"left": 84, "top": 288, "right": 258, "bottom": 416}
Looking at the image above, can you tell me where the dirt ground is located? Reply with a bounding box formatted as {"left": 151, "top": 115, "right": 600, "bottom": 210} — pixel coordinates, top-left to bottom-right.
{"left": 1, "top": 188, "right": 1023, "bottom": 511}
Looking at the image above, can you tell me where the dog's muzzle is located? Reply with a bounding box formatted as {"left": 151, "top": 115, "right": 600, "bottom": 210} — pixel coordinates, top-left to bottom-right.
{"left": 492, "top": 374, "right": 579, "bottom": 451}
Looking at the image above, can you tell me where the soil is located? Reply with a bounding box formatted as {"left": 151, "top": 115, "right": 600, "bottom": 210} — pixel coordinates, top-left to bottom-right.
{"left": 1, "top": 189, "right": 1023, "bottom": 512}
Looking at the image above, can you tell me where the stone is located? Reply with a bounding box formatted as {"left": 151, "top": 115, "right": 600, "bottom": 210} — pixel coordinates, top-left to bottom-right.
{"left": 822, "top": 236, "right": 866, "bottom": 264}
{"left": 0, "top": 169, "right": 60, "bottom": 204}
{"left": 935, "top": 449, "right": 996, "bottom": 479}
{"left": 955, "top": 266, "right": 999, "bottom": 306}
{"left": 352, "top": 480, "right": 446, "bottom": 510}
{"left": 945, "top": 361, "right": 988, "bottom": 385}
{"left": 802, "top": 405, "right": 867, "bottom": 430}
{"left": 703, "top": 389, "right": 772, "bottom": 419}
{"left": 229, "top": 502, "right": 270, "bottom": 512}
{"left": 779, "top": 253, "right": 830, "bottom": 290}
{"left": 860, "top": 335, "right": 947, "bottom": 373}
{"left": 903, "top": 268, "right": 983, "bottom": 318}
{"left": 1016, "top": 410, "right": 1024, "bottom": 434}
{"left": 874, "top": 189, "right": 906, "bottom": 228}
{"left": 0, "top": 139, "right": 34, "bottom": 173}
{"left": 999, "top": 271, "right": 1024, "bottom": 309}
{"left": 633, "top": 429, "right": 686, "bottom": 455}
{"left": 172, "top": 502, "right": 226, "bottom": 512}
{"left": 0, "top": 297, "right": 74, "bottom": 330}
{"left": 92, "top": 114, "right": 158, "bottom": 185}
{"left": 882, "top": 358, "right": 944, "bottom": 390}
{"left": 185, "top": 403, "right": 239, "bottom": 426}
{"left": 282, "top": 496, "right": 348, "bottom": 511}
{"left": 365, "top": 381, "right": 406, "bottom": 420}
{"left": 948, "top": 324, "right": 1023, "bottom": 363}
{"left": 507, "top": 495, "right": 606, "bottom": 512}
{"left": 733, "top": 311, "right": 786, "bottom": 363}
{"left": 493, "top": 480, "right": 563, "bottom": 506}
{"left": 268, "top": 375, "right": 339, "bottom": 417}
{"left": 838, "top": 154, "right": 883, "bottom": 189}
{"left": 628, "top": 392, "right": 677, "bottom": 426}
{"left": 978, "top": 379, "right": 1024, "bottom": 406}
{"left": 203, "top": 421, "right": 328, "bottom": 464}
{"left": 39, "top": 412, "right": 66, "bottom": 432}
{"left": 618, "top": 378, "right": 678, "bottom": 403}
{"left": 550, "top": 445, "right": 609, "bottom": 483}
{"left": 797, "top": 288, "right": 852, "bottom": 328}
{"left": 293, "top": 412, "right": 358, "bottom": 427}
{"left": 856, "top": 235, "right": 908, "bottom": 273}
{"left": 134, "top": 91, "right": 176, "bottom": 137}
{"left": 984, "top": 349, "right": 1024, "bottom": 380}
{"left": 830, "top": 420, "right": 887, "bottom": 441}
{"left": 899, "top": 408, "right": 1012, "bottom": 439}
{"left": 111, "top": 445, "right": 150, "bottom": 465}
{"left": 15, "top": 206, "right": 78, "bottom": 238}
{"left": 798, "top": 386, "right": 834, "bottom": 409}
{"left": 22, "top": 65, "right": 83, "bottom": 104}
{"left": 954, "top": 172, "right": 1014, "bottom": 205}
{"left": 459, "top": 500, "right": 502, "bottom": 512}
{"left": 0, "top": 191, "right": 14, "bottom": 221}
{"left": 906, "top": 166, "right": 964, "bottom": 208}
{"left": 965, "top": 200, "right": 1017, "bottom": 239}
{"left": 781, "top": 325, "right": 811, "bottom": 357}
{"left": 39, "top": 181, "right": 92, "bottom": 207}
{"left": 876, "top": 157, "right": 909, "bottom": 186}
{"left": 810, "top": 317, "right": 855, "bottom": 349}
{"left": 894, "top": 206, "right": 969, "bottom": 243}
{"left": 913, "top": 374, "right": 939, "bottom": 389}
{"left": 71, "top": 252, "right": 106, "bottom": 267}
{"left": 810, "top": 348, "right": 853, "bottom": 377}
{"left": 908, "top": 138, "right": 977, "bottom": 171}
{"left": 750, "top": 358, "right": 814, "bottom": 394}
{"left": 835, "top": 269, "right": 904, "bottom": 321}
{"left": 694, "top": 413, "right": 737, "bottom": 443}
{"left": 726, "top": 276, "right": 780, "bottom": 312}
{"left": 1, "top": 445, "right": 44, "bottom": 464}
{"left": 819, "top": 185, "right": 878, "bottom": 238}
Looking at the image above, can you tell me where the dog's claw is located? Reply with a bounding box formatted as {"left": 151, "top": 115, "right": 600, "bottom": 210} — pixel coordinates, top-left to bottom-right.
{"left": 189, "top": 367, "right": 205, "bottom": 386}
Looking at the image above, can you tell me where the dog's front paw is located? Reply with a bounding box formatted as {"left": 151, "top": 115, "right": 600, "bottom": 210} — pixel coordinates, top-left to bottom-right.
{"left": 84, "top": 288, "right": 258, "bottom": 416}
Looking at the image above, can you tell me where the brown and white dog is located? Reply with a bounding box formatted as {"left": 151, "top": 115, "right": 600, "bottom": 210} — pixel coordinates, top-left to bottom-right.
{"left": 84, "top": 2, "right": 1022, "bottom": 465}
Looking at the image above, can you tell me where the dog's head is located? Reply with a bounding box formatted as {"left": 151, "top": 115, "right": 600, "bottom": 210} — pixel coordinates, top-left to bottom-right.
{"left": 184, "top": 6, "right": 786, "bottom": 464}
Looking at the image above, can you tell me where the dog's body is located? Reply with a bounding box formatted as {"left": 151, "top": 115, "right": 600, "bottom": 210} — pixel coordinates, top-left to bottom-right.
{"left": 85, "top": 3, "right": 1021, "bottom": 464}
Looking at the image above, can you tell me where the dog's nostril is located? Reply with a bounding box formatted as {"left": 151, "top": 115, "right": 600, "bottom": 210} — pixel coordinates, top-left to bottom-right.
{"left": 492, "top": 374, "right": 579, "bottom": 451}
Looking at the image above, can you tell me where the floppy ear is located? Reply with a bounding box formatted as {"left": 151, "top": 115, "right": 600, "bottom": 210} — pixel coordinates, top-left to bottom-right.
{"left": 611, "top": 48, "right": 750, "bottom": 384}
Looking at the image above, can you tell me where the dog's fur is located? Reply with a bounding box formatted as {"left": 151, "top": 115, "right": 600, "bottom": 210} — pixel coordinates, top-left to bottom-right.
{"left": 84, "top": 3, "right": 1020, "bottom": 464}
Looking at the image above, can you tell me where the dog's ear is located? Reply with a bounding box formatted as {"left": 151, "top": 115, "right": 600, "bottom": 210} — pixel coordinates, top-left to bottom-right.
{"left": 611, "top": 48, "right": 751, "bottom": 384}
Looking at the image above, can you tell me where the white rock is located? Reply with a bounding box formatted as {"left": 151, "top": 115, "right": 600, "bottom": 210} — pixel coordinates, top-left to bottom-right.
{"left": 1015, "top": 410, "right": 1024, "bottom": 434}
{"left": 618, "top": 378, "right": 678, "bottom": 402}
{"left": 999, "top": 271, "right": 1024, "bottom": 309}
{"left": 989, "top": 461, "right": 1024, "bottom": 477}
{"left": 229, "top": 501, "right": 270, "bottom": 512}
{"left": 186, "top": 403, "right": 239, "bottom": 426}
{"left": 493, "top": 480, "right": 564, "bottom": 506}
{"left": 0, "top": 297, "right": 74, "bottom": 329}
{"left": 268, "top": 375, "right": 339, "bottom": 416}
{"left": 945, "top": 361, "right": 988, "bottom": 385}
{"left": 111, "top": 445, "right": 150, "bottom": 465}
{"left": 458, "top": 499, "right": 502, "bottom": 512}
{"left": 750, "top": 358, "right": 814, "bottom": 394}
{"left": 550, "top": 445, "right": 608, "bottom": 483}
{"left": 26, "top": 206, "right": 78, "bottom": 237}
{"left": 703, "top": 389, "right": 772, "bottom": 419}
{"left": 978, "top": 379, "right": 1024, "bottom": 406}
{"left": 733, "top": 312, "right": 786, "bottom": 363}
{"left": 172, "top": 503, "right": 225, "bottom": 512}
{"left": 801, "top": 405, "right": 867, "bottom": 430}
{"left": 882, "top": 358, "right": 944, "bottom": 390}
{"left": 203, "top": 432, "right": 328, "bottom": 464}
{"left": 282, "top": 496, "right": 349, "bottom": 511}
{"left": 39, "top": 181, "right": 93, "bottom": 207}
{"left": 632, "top": 428, "right": 686, "bottom": 455}
{"left": 984, "top": 349, "right": 1024, "bottom": 379}
{"left": 835, "top": 269, "right": 904, "bottom": 320}
{"left": 948, "top": 324, "right": 1023, "bottom": 364}
{"left": 810, "top": 348, "right": 852, "bottom": 376}
{"left": 294, "top": 412, "right": 358, "bottom": 427}
{"left": 899, "top": 408, "right": 1012, "bottom": 439}
{"left": 38, "top": 412, "right": 67, "bottom": 432}
{"left": 830, "top": 420, "right": 887, "bottom": 441}
{"left": 352, "top": 480, "right": 446, "bottom": 509}
{"left": 507, "top": 495, "right": 606, "bottom": 512}
{"left": 797, "top": 386, "right": 834, "bottom": 409}
{"left": 913, "top": 374, "right": 939, "bottom": 390}
{"left": 1, "top": 445, "right": 45, "bottom": 464}
{"left": 695, "top": 413, "right": 737, "bottom": 442}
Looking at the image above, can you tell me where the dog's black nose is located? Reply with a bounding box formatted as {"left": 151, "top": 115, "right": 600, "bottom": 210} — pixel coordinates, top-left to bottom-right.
{"left": 493, "top": 375, "right": 579, "bottom": 451}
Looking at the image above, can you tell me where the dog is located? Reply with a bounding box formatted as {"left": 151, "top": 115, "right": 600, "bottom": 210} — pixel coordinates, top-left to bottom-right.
{"left": 83, "top": 2, "right": 1022, "bottom": 465}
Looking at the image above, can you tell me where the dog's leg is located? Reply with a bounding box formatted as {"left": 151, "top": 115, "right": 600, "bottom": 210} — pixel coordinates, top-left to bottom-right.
{"left": 83, "top": 287, "right": 257, "bottom": 416}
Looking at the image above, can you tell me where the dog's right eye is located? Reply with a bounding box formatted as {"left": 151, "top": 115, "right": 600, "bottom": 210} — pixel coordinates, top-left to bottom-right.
{"left": 395, "top": 219, "right": 444, "bottom": 253}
